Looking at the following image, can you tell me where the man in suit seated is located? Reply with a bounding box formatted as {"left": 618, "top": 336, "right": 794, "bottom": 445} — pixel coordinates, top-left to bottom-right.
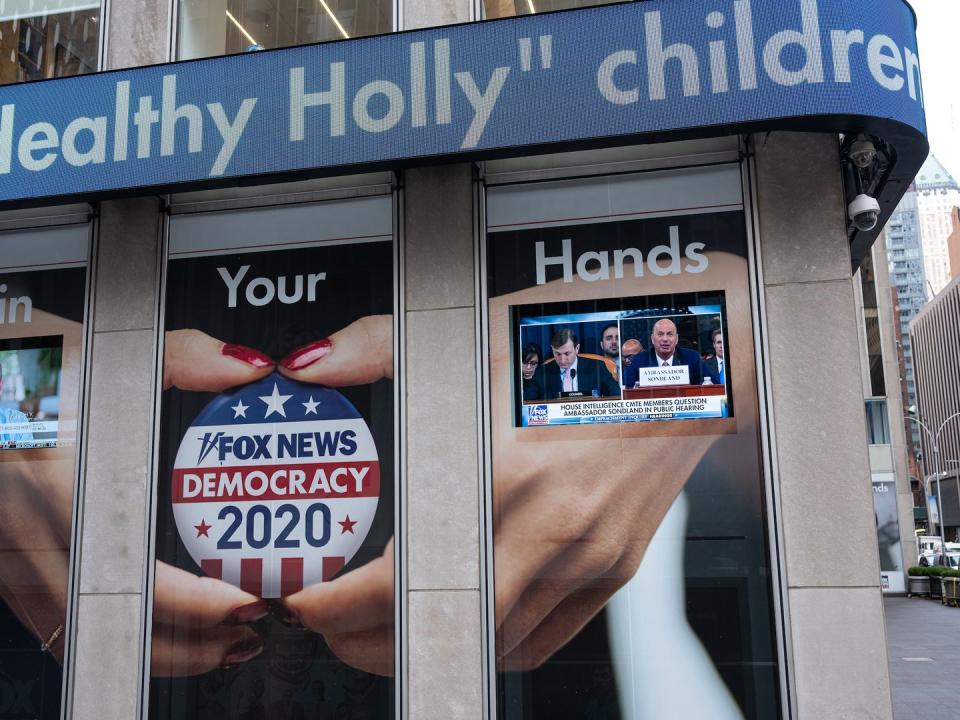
{"left": 703, "top": 329, "right": 726, "bottom": 385}
{"left": 541, "top": 329, "right": 621, "bottom": 400}
{"left": 622, "top": 318, "right": 707, "bottom": 388}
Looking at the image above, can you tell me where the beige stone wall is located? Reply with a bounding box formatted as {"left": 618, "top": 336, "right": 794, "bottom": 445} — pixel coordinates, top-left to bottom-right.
{"left": 755, "top": 132, "right": 893, "bottom": 720}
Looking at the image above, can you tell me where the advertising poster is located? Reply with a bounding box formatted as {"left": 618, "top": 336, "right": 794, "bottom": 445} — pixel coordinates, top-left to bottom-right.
{"left": 486, "top": 166, "right": 780, "bottom": 719}
{"left": 0, "top": 226, "right": 88, "bottom": 720}
{"left": 873, "top": 476, "right": 904, "bottom": 593}
{"left": 149, "top": 199, "right": 395, "bottom": 719}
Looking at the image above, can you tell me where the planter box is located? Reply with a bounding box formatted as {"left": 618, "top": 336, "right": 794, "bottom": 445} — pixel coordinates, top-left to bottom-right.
{"left": 929, "top": 575, "right": 944, "bottom": 601}
{"left": 908, "top": 575, "right": 931, "bottom": 597}
{"left": 943, "top": 577, "right": 960, "bottom": 606}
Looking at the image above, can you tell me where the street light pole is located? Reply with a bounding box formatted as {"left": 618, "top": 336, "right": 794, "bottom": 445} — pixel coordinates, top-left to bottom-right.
{"left": 905, "top": 410, "right": 960, "bottom": 557}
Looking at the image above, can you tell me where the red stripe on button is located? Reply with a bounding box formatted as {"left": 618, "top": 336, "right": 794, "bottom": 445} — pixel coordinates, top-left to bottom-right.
{"left": 281, "top": 557, "right": 304, "bottom": 597}
{"left": 322, "top": 556, "right": 345, "bottom": 581}
{"left": 240, "top": 558, "right": 263, "bottom": 596}
{"left": 201, "top": 559, "right": 222, "bottom": 580}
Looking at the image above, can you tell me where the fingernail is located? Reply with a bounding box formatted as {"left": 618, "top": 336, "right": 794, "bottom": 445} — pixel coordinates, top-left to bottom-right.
{"left": 225, "top": 600, "right": 269, "bottom": 625}
{"left": 280, "top": 339, "right": 332, "bottom": 371}
{"left": 222, "top": 636, "right": 265, "bottom": 666}
{"left": 269, "top": 601, "right": 303, "bottom": 628}
{"left": 222, "top": 344, "right": 274, "bottom": 368}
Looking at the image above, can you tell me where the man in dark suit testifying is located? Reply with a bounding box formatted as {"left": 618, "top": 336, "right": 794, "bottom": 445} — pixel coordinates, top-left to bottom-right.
{"left": 703, "top": 329, "right": 726, "bottom": 385}
{"left": 622, "top": 318, "right": 707, "bottom": 388}
{"left": 542, "top": 329, "right": 620, "bottom": 399}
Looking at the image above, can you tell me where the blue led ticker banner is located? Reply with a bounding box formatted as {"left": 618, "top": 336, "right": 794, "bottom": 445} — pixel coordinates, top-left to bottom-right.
{"left": 0, "top": 0, "right": 926, "bottom": 205}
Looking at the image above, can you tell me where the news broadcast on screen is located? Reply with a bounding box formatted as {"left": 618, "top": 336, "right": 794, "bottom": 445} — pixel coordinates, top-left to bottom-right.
{"left": 0, "top": 336, "right": 63, "bottom": 448}
{"left": 515, "top": 294, "right": 731, "bottom": 427}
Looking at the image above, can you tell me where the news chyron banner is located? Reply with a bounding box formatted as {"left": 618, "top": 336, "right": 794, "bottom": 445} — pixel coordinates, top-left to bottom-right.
{"left": 0, "top": 225, "right": 88, "bottom": 720}
{"left": 150, "top": 197, "right": 395, "bottom": 718}
{"left": 486, "top": 165, "right": 781, "bottom": 718}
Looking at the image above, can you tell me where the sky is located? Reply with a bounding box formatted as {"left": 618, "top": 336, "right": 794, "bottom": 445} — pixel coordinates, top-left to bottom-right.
{"left": 913, "top": 0, "right": 960, "bottom": 179}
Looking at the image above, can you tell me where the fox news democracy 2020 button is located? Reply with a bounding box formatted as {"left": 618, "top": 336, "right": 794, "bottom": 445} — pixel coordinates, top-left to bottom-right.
{"left": 171, "top": 372, "right": 380, "bottom": 598}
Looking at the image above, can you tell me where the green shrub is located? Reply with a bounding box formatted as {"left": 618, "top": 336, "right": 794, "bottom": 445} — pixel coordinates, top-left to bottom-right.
{"left": 908, "top": 566, "right": 929, "bottom": 576}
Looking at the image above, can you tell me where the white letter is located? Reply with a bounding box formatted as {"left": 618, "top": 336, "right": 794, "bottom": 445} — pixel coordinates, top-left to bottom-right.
{"left": 645, "top": 10, "right": 701, "bottom": 100}
{"left": 307, "top": 272, "right": 326, "bottom": 301}
{"left": 160, "top": 74, "right": 203, "bottom": 156}
{"left": 733, "top": 0, "right": 758, "bottom": 90}
{"left": 352, "top": 80, "right": 405, "bottom": 133}
{"left": 183, "top": 473, "right": 201, "bottom": 498}
{"left": 830, "top": 29, "right": 864, "bottom": 83}
{"left": 647, "top": 226, "right": 682, "bottom": 276}
{"left": 62, "top": 116, "right": 107, "bottom": 166}
{"left": 598, "top": 50, "right": 639, "bottom": 105}
{"left": 868, "top": 34, "right": 905, "bottom": 92}
{"left": 246, "top": 278, "right": 275, "bottom": 307}
{"left": 206, "top": 98, "right": 257, "bottom": 176}
{"left": 455, "top": 67, "right": 510, "bottom": 149}
{"left": 0, "top": 105, "right": 13, "bottom": 174}
{"left": 684, "top": 242, "right": 709, "bottom": 273}
{"left": 9, "top": 296, "right": 31, "bottom": 323}
{"left": 217, "top": 265, "right": 250, "bottom": 308}
{"left": 113, "top": 80, "right": 130, "bottom": 161}
{"left": 904, "top": 47, "right": 922, "bottom": 102}
{"left": 410, "top": 41, "right": 427, "bottom": 127}
{"left": 133, "top": 95, "right": 160, "bottom": 159}
{"left": 290, "top": 63, "right": 345, "bottom": 141}
{"left": 536, "top": 239, "right": 573, "bottom": 285}
{"left": 614, "top": 248, "right": 644, "bottom": 278}
{"left": 18, "top": 122, "right": 59, "bottom": 172}
{"left": 277, "top": 275, "right": 304, "bottom": 304}
{"left": 762, "top": 0, "right": 824, "bottom": 86}
{"left": 576, "top": 251, "right": 610, "bottom": 282}
{"left": 350, "top": 466, "right": 369, "bottom": 492}
{"left": 435, "top": 39, "right": 451, "bottom": 125}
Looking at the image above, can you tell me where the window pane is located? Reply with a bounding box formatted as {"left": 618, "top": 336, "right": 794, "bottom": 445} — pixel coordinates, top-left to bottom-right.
{"left": 0, "top": 224, "right": 90, "bottom": 720}
{"left": 0, "top": 2, "right": 100, "bottom": 85}
{"left": 484, "top": 0, "right": 622, "bottom": 19}
{"left": 148, "top": 197, "right": 396, "bottom": 719}
{"left": 178, "top": 0, "right": 392, "bottom": 60}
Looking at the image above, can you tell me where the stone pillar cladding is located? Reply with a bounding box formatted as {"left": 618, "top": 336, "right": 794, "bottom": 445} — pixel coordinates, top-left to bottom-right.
{"left": 755, "top": 132, "right": 894, "bottom": 720}
{"left": 403, "top": 164, "right": 483, "bottom": 720}
{"left": 70, "top": 0, "right": 169, "bottom": 715}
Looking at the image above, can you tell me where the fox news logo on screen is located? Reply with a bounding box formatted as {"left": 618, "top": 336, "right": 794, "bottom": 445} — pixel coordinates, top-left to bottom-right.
{"left": 528, "top": 405, "right": 549, "bottom": 425}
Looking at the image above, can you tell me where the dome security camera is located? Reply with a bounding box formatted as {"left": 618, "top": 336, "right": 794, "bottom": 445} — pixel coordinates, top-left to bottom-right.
{"left": 849, "top": 137, "right": 877, "bottom": 169}
{"left": 848, "top": 193, "right": 881, "bottom": 232}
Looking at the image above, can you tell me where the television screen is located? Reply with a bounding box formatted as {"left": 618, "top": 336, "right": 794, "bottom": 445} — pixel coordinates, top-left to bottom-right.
{"left": 514, "top": 293, "right": 731, "bottom": 427}
{"left": 0, "top": 335, "right": 64, "bottom": 448}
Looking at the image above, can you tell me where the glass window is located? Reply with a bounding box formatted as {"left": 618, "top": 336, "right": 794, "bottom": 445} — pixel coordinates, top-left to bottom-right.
{"left": 484, "top": 0, "right": 622, "bottom": 19}
{"left": 148, "top": 196, "right": 396, "bottom": 718}
{"left": 484, "top": 165, "right": 781, "bottom": 719}
{"left": 177, "top": 0, "right": 392, "bottom": 60}
{"left": 0, "top": 1, "right": 100, "bottom": 85}
{"left": 0, "top": 223, "right": 90, "bottom": 719}
{"left": 866, "top": 400, "right": 891, "bottom": 445}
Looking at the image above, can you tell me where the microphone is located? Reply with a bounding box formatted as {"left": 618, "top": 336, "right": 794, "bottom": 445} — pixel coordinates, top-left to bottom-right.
{"left": 570, "top": 368, "right": 577, "bottom": 380}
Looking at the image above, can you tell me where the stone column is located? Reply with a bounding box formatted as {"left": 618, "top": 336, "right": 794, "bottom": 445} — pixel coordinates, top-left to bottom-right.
{"left": 70, "top": 0, "right": 169, "bottom": 714}
{"left": 404, "top": 164, "right": 483, "bottom": 720}
{"left": 755, "top": 132, "right": 894, "bottom": 720}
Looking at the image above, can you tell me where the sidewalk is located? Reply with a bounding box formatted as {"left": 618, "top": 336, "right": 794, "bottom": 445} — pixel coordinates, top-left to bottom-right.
{"left": 884, "top": 595, "right": 960, "bottom": 718}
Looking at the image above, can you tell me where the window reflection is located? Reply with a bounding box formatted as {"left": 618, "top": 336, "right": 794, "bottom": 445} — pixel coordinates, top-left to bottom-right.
{"left": 177, "top": 0, "right": 392, "bottom": 60}
{"left": 484, "top": 0, "right": 624, "bottom": 19}
{"left": 0, "top": 2, "right": 100, "bottom": 85}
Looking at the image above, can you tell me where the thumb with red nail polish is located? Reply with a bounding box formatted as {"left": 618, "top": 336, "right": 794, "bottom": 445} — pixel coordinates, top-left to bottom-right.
{"left": 163, "top": 329, "right": 275, "bottom": 392}
{"left": 279, "top": 315, "right": 392, "bottom": 388}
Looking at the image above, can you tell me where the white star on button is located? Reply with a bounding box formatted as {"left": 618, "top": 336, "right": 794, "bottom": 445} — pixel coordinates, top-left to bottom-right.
{"left": 302, "top": 396, "right": 320, "bottom": 415}
{"left": 259, "top": 382, "right": 293, "bottom": 418}
{"left": 231, "top": 399, "right": 249, "bottom": 418}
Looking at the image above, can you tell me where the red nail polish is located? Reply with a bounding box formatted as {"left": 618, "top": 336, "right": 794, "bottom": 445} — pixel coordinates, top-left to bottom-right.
{"left": 222, "top": 636, "right": 265, "bottom": 666}
{"left": 280, "top": 339, "right": 332, "bottom": 371}
{"left": 226, "top": 600, "right": 269, "bottom": 625}
{"left": 222, "top": 344, "right": 273, "bottom": 368}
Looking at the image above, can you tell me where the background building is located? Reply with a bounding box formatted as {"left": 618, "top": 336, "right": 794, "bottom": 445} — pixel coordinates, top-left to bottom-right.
{"left": 916, "top": 155, "right": 960, "bottom": 297}
{"left": 910, "top": 274, "right": 960, "bottom": 542}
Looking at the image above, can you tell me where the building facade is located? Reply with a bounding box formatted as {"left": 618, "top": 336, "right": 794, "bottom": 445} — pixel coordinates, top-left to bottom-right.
{"left": 0, "top": 1, "right": 929, "bottom": 719}
{"left": 915, "top": 155, "right": 960, "bottom": 297}
{"left": 910, "top": 274, "right": 960, "bottom": 543}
